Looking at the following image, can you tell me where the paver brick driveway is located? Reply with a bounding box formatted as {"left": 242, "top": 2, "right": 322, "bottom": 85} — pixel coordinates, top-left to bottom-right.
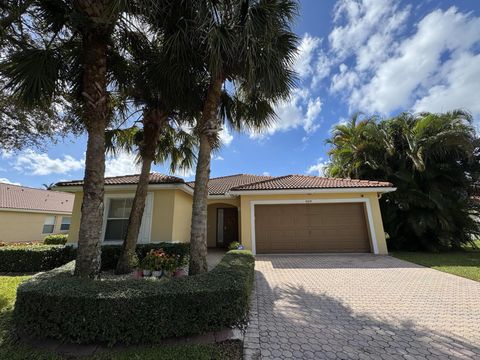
{"left": 244, "top": 255, "right": 480, "bottom": 360}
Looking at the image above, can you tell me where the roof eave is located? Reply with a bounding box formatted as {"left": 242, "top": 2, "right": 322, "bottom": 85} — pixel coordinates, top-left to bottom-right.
{"left": 53, "top": 183, "right": 194, "bottom": 195}
{"left": 228, "top": 187, "right": 397, "bottom": 195}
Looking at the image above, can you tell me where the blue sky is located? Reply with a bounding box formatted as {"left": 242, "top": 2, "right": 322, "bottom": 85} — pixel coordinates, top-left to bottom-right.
{"left": 2, "top": 0, "right": 480, "bottom": 188}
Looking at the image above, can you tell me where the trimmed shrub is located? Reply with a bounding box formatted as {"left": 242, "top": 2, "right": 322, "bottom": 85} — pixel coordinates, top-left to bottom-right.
{"left": 0, "top": 241, "right": 42, "bottom": 247}
{"left": 13, "top": 250, "right": 254, "bottom": 345}
{"left": 0, "top": 245, "right": 76, "bottom": 273}
{"left": 0, "top": 242, "right": 189, "bottom": 273}
{"left": 100, "top": 243, "right": 190, "bottom": 270}
{"left": 44, "top": 234, "right": 68, "bottom": 245}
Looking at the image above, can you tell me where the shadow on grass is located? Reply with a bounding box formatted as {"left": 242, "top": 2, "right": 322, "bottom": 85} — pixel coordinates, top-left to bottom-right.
{"left": 252, "top": 270, "right": 480, "bottom": 359}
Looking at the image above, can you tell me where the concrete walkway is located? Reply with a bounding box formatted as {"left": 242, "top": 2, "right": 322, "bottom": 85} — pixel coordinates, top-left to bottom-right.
{"left": 244, "top": 255, "right": 480, "bottom": 360}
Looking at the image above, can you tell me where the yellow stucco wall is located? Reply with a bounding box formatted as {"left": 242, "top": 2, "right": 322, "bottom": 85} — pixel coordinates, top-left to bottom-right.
{"left": 171, "top": 190, "right": 193, "bottom": 243}
{"left": 238, "top": 192, "right": 388, "bottom": 255}
{"left": 0, "top": 210, "right": 71, "bottom": 243}
{"left": 68, "top": 189, "right": 180, "bottom": 244}
{"left": 66, "top": 187, "right": 388, "bottom": 255}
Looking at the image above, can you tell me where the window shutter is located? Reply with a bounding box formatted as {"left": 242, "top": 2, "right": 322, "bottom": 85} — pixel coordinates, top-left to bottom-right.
{"left": 139, "top": 193, "right": 154, "bottom": 243}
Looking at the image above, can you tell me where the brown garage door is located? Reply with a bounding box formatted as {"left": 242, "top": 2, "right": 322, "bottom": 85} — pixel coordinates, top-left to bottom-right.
{"left": 255, "top": 203, "right": 371, "bottom": 253}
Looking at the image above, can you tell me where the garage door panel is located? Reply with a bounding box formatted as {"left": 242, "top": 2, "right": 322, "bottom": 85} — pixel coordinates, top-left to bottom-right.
{"left": 255, "top": 203, "right": 371, "bottom": 254}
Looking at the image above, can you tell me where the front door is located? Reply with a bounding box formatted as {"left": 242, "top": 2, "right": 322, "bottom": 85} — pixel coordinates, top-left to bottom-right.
{"left": 216, "top": 208, "right": 238, "bottom": 248}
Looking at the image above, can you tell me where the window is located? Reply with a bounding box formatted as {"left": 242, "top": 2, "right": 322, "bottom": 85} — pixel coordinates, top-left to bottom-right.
{"left": 104, "top": 198, "right": 133, "bottom": 241}
{"left": 42, "top": 216, "right": 55, "bottom": 234}
{"left": 60, "top": 217, "right": 71, "bottom": 231}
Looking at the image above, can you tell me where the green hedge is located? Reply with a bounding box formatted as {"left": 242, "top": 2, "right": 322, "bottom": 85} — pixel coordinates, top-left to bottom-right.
{"left": 44, "top": 234, "right": 68, "bottom": 245}
{"left": 0, "top": 245, "right": 76, "bottom": 273}
{"left": 13, "top": 250, "right": 254, "bottom": 345}
{"left": 0, "top": 242, "right": 189, "bottom": 273}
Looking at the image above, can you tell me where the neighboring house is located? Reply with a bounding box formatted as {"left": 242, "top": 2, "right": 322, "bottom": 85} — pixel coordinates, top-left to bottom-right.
{"left": 56, "top": 173, "right": 395, "bottom": 254}
{"left": 0, "top": 182, "right": 74, "bottom": 243}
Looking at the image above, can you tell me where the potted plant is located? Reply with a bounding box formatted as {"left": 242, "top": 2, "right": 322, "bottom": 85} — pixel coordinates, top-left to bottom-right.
{"left": 173, "top": 254, "right": 188, "bottom": 277}
{"left": 141, "top": 251, "right": 155, "bottom": 277}
{"left": 152, "top": 253, "right": 164, "bottom": 278}
{"left": 130, "top": 252, "right": 143, "bottom": 278}
{"left": 161, "top": 253, "right": 177, "bottom": 278}
{"left": 228, "top": 241, "right": 243, "bottom": 250}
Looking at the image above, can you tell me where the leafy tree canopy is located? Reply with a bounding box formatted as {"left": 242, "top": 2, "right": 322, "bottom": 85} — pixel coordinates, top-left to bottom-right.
{"left": 326, "top": 110, "right": 480, "bottom": 251}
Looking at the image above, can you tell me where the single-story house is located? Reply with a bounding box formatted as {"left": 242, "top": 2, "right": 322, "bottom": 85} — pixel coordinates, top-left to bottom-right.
{"left": 0, "top": 182, "right": 74, "bottom": 243}
{"left": 56, "top": 173, "right": 395, "bottom": 254}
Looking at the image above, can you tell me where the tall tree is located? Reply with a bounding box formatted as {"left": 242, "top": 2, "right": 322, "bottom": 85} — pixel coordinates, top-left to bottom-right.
{"left": 326, "top": 110, "right": 480, "bottom": 251}
{"left": 0, "top": 1, "right": 156, "bottom": 277}
{"left": 106, "top": 124, "right": 197, "bottom": 274}
{"left": 188, "top": 0, "right": 299, "bottom": 274}
{"left": 107, "top": 15, "right": 202, "bottom": 273}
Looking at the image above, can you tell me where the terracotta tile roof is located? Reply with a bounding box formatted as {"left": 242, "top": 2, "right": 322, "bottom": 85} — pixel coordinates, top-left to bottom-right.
{"left": 55, "top": 173, "right": 392, "bottom": 196}
{"left": 56, "top": 173, "right": 185, "bottom": 187}
{"left": 230, "top": 175, "right": 393, "bottom": 191}
{"left": 0, "top": 183, "right": 74, "bottom": 213}
{"left": 187, "top": 174, "right": 273, "bottom": 195}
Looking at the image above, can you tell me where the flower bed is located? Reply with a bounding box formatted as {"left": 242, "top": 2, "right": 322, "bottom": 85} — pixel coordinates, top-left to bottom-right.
{"left": 13, "top": 250, "right": 255, "bottom": 345}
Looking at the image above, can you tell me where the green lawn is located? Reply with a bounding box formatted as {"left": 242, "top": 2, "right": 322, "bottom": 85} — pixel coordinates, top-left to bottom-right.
{"left": 0, "top": 276, "right": 241, "bottom": 360}
{"left": 392, "top": 241, "right": 480, "bottom": 282}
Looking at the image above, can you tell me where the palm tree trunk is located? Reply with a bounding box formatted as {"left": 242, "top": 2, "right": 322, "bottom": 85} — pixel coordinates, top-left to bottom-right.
{"left": 74, "top": 29, "right": 109, "bottom": 278}
{"left": 115, "top": 108, "right": 167, "bottom": 274}
{"left": 189, "top": 76, "right": 223, "bottom": 275}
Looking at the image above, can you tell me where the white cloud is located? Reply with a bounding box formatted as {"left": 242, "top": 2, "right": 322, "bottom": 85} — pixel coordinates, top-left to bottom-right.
{"left": 413, "top": 52, "right": 480, "bottom": 116}
{"left": 306, "top": 158, "right": 329, "bottom": 177}
{"left": 322, "top": 3, "right": 480, "bottom": 118}
{"left": 294, "top": 33, "right": 321, "bottom": 78}
{"left": 262, "top": 171, "right": 270, "bottom": 176}
{"left": 0, "top": 177, "right": 21, "bottom": 185}
{"left": 305, "top": 97, "right": 323, "bottom": 133}
{"left": 105, "top": 151, "right": 140, "bottom": 177}
{"left": 213, "top": 155, "right": 224, "bottom": 161}
{"left": 13, "top": 150, "right": 84, "bottom": 176}
{"left": 330, "top": 63, "right": 359, "bottom": 93}
{"left": 329, "top": 0, "right": 409, "bottom": 65}
{"left": 253, "top": 88, "right": 322, "bottom": 137}
{"left": 353, "top": 7, "right": 480, "bottom": 114}
{"left": 219, "top": 126, "right": 233, "bottom": 146}
{"left": 312, "top": 51, "right": 334, "bottom": 86}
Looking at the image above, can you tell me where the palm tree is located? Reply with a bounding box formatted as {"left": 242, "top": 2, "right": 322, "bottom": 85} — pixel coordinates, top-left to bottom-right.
{"left": 105, "top": 17, "right": 203, "bottom": 274}
{"left": 105, "top": 124, "right": 197, "bottom": 274}
{"left": 0, "top": 1, "right": 156, "bottom": 278}
{"left": 326, "top": 113, "right": 379, "bottom": 178}
{"left": 187, "top": 0, "right": 299, "bottom": 274}
{"left": 326, "top": 110, "right": 480, "bottom": 251}
{"left": 42, "top": 183, "right": 55, "bottom": 190}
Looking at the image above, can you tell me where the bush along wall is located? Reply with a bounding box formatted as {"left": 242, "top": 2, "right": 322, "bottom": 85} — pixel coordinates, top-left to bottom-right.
{"left": 13, "top": 250, "right": 255, "bottom": 345}
{"left": 44, "top": 234, "right": 68, "bottom": 245}
{"left": 0, "top": 242, "right": 189, "bottom": 273}
{"left": 0, "top": 245, "right": 76, "bottom": 273}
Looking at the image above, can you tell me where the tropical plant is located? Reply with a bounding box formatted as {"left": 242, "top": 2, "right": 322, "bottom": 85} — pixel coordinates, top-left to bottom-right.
{"left": 326, "top": 110, "right": 480, "bottom": 251}
{"left": 102, "top": 11, "right": 206, "bottom": 274}
{"left": 105, "top": 124, "right": 197, "bottom": 274}
{"left": 187, "top": 0, "right": 299, "bottom": 274}
{"left": 42, "top": 183, "right": 55, "bottom": 190}
{"left": 0, "top": 1, "right": 156, "bottom": 278}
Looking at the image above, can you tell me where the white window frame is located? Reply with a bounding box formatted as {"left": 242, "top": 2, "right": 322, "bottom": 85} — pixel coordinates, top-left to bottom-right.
{"left": 42, "top": 216, "right": 56, "bottom": 234}
{"left": 250, "top": 198, "right": 379, "bottom": 255}
{"left": 60, "top": 216, "right": 71, "bottom": 231}
{"left": 101, "top": 193, "right": 154, "bottom": 245}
